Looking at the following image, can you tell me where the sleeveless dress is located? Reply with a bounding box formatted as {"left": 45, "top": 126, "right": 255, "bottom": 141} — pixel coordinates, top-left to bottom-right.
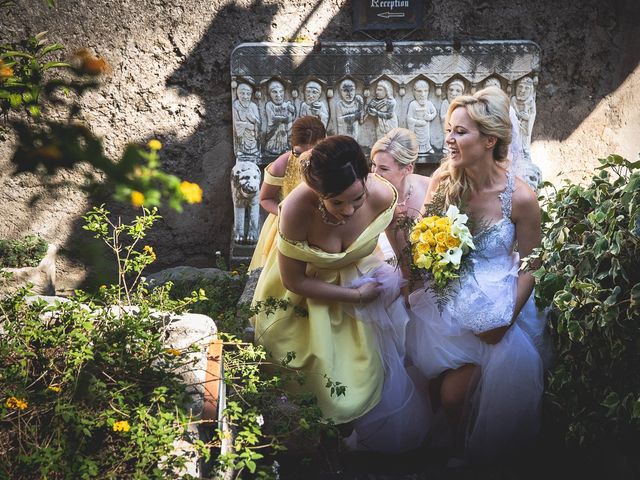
{"left": 249, "top": 151, "right": 304, "bottom": 271}
{"left": 407, "top": 170, "right": 550, "bottom": 462}
{"left": 251, "top": 175, "right": 430, "bottom": 452}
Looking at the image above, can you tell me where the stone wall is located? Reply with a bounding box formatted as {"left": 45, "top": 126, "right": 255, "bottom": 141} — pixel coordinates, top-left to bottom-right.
{"left": 1, "top": 0, "right": 639, "bottom": 291}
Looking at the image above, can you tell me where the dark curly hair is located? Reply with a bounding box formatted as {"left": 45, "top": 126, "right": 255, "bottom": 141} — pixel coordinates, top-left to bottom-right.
{"left": 303, "top": 135, "right": 369, "bottom": 198}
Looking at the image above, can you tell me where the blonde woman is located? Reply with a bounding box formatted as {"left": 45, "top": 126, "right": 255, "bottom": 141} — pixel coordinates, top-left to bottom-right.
{"left": 370, "top": 127, "right": 430, "bottom": 261}
{"left": 407, "top": 87, "right": 549, "bottom": 463}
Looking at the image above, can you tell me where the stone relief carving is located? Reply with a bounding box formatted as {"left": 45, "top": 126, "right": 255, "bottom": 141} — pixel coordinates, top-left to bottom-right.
{"left": 299, "top": 80, "right": 329, "bottom": 128}
{"left": 231, "top": 161, "right": 261, "bottom": 244}
{"left": 439, "top": 79, "right": 465, "bottom": 153}
{"left": 511, "top": 76, "right": 536, "bottom": 155}
{"left": 264, "top": 79, "right": 295, "bottom": 157}
{"left": 366, "top": 79, "right": 399, "bottom": 140}
{"left": 232, "top": 83, "right": 261, "bottom": 160}
{"left": 407, "top": 79, "right": 438, "bottom": 156}
{"left": 229, "top": 41, "right": 543, "bottom": 252}
{"left": 336, "top": 79, "right": 365, "bottom": 140}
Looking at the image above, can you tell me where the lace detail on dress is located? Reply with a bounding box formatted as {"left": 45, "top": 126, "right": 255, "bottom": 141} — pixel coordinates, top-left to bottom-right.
{"left": 499, "top": 169, "right": 515, "bottom": 220}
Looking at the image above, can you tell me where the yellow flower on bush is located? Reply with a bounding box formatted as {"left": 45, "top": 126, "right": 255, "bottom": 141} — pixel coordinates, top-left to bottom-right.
{"left": 48, "top": 385, "right": 61, "bottom": 393}
{"left": 113, "top": 420, "right": 130, "bottom": 432}
{"left": 165, "top": 348, "right": 181, "bottom": 356}
{"left": 131, "top": 190, "right": 145, "bottom": 207}
{"left": 179, "top": 181, "right": 203, "bottom": 204}
{"left": 5, "top": 397, "right": 28, "bottom": 410}
{"left": 0, "top": 60, "right": 13, "bottom": 81}
{"left": 143, "top": 245, "right": 156, "bottom": 261}
{"left": 148, "top": 139, "right": 162, "bottom": 151}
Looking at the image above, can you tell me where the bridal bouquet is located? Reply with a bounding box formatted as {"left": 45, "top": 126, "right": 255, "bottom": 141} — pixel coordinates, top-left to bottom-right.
{"left": 409, "top": 205, "right": 475, "bottom": 291}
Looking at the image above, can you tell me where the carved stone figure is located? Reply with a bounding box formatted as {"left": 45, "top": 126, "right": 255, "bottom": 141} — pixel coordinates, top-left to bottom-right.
{"left": 264, "top": 80, "right": 295, "bottom": 156}
{"left": 440, "top": 79, "right": 465, "bottom": 152}
{"left": 231, "top": 161, "right": 262, "bottom": 244}
{"left": 367, "top": 79, "right": 398, "bottom": 140}
{"left": 232, "top": 83, "right": 261, "bottom": 158}
{"left": 407, "top": 80, "right": 437, "bottom": 155}
{"left": 299, "top": 81, "right": 329, "bottom": 127}
{"left": 511, "top": 77, "right": 536, "bottom": 154}
{"left": 483, "top": 76, "right": 503, "bottom": 90}
{"left": 336, "top": 79, "right": 365, "bottom": 139}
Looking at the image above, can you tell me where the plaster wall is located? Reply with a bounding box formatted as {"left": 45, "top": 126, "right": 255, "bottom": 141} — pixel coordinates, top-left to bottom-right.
{"left": 1, "top": 0, "right": 638, "bottom": 290}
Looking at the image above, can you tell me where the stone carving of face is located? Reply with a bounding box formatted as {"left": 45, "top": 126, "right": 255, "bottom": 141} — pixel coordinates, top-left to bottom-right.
{"left": 268, "top": 81, "right": 285, "bottom": 105}
{"left": 237, "top": 83, "right": 253, "bottom": 107}
{"left": 516, "top": 78, "right": 534, "bottom": 102}
{"left": 413, "top": 80, "right": 429, "bottom": 104}
{"left": 483, "top": 77, "right": 501, "bottom": 90}
{"left": 304, "top": 82, "right": 321, "bottom": 103}
{"left": 447, "top": 80, "right": 464, "bottom": 101}
{"left": 340, "top": 80, "right": 356, "bottom": 102}
{"left": 375, "top": 83, "right": 388, "bottom": 100}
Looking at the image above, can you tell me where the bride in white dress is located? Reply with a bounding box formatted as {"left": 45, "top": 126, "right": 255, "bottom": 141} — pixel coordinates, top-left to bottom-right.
{"left": 406, "top": 87, "right": 551, "bottom": 463}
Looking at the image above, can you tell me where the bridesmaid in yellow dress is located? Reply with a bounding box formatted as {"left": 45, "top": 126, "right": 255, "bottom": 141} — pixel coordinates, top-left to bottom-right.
{"left": 248, "top": 116, "right": 326, "bottom": 271}
{"left": 252, "top": 135, "right": 430, "bottom": 452}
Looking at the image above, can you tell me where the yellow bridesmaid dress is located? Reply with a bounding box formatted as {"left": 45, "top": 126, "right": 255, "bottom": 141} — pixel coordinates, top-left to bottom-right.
{"left": 251, "top": 176, "right": 397, "bottom": 424}
{"left": 248, "top": 152, "right": 304, "bottom": 271}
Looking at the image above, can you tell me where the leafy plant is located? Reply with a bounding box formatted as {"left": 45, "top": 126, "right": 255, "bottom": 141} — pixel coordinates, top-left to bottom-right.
{"left": 530, "top": 154, "right": 640, "bottom": 447}
{"left": 0, "top": 207, "right": 211, "bottom": 479}
{"left": 0, "top": 234, "right": 48, "bottom": 268}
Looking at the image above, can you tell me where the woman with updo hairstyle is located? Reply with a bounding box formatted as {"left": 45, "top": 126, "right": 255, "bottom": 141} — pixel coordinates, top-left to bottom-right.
{"left": 406, "top": 87, "right": 551, "bottom": 464}
{"left": 249, "top": 116, "right": 326, "bottom": 271}
{"left": 252, "top": 135, "right": 431, "bottom": 453}
{"left": 370, "top": 127, "right": 431, "bottom": 261}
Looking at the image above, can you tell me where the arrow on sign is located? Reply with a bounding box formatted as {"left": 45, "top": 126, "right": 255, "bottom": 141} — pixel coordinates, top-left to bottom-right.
{"left": 377, "top": 11, "right": 406, "bottom": 19}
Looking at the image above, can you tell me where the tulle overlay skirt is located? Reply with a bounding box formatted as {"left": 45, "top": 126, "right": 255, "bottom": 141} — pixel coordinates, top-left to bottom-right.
{"left": 347, "top": 263, "right": 432, "bottom": 453}
{"left": 407, "top": 257, "right": 550, "bottom": 461}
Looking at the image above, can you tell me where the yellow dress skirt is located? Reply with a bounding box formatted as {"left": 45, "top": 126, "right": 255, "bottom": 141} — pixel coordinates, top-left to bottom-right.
{"left": 248, "top": 167, "right": 283, "bottom": 272}
{"left": 251, "top": 177, "right": 430, "bottom": 450}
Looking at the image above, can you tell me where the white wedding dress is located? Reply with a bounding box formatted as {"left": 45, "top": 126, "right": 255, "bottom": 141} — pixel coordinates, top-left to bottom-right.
{"left": 407, "top": 169, "right": 551, "bottom": 462}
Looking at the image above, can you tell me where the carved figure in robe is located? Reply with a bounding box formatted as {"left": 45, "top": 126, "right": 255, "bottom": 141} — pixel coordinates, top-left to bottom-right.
{"left": 510, "top": 77, "right": 536, "bottom": 154}
{"left": 439, "top": 79, "right": 465, "bottom": 152}
{"left": 232, "top": 83, "right": 261, "bottom": 158}
{"left": 336, "top": 79, "right": 364, "bottom": 139}
{"left": 406, "top": 80, "right": 437, "bottom": 155}
{"left": 264, "top": 80, "right": 295, "bottom": 156}
{"left": 366, "top": 79, "right": 398, "bottom": 140}
{"left": 299, "top": 81, "right": 329, "bottom": 127}
{"left": 483, "top": 76, "right": 503, "bottom": 91}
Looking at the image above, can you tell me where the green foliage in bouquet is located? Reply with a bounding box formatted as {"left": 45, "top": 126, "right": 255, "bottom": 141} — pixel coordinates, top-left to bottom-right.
{"left": 529, "top": 154, "right": 640, "bottom": 447}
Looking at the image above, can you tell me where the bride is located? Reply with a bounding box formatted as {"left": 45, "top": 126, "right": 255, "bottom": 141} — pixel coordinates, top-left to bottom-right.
{"left": 406, "top": 86, "right": 550, "bottom": 463}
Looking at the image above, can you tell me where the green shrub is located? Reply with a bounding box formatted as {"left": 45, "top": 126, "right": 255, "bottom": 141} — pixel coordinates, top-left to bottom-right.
{"left": 0, "top": 234, "right": 48, "bottom": 268}
{"left": 531, "top": 154, "right": 640, "bottom": 447}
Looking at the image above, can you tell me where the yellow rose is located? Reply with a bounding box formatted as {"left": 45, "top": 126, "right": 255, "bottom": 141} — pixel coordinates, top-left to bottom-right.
{"left": 410, "top": 228, "right": 421, "bottom": 243}
{"left": 420, "top": 230, "right": 436, "bottom": 246}
{"left": 434, "top": 231, "right": 448, "bottom": 245}
{"left": 179, "top": 181, "right": 203, "bottom": 204}
{"left": 446, "top": 235, "right": 461, "bottom": 248}
{"left": 435, "top": 243, "right": 448, "bottom": 254}
{"left": 416, "top": 242, "right": 431, "bottom": 254}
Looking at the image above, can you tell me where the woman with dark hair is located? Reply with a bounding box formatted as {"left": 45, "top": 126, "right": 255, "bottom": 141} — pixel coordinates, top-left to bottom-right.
{"left": 252, "top": 135, "right": 430, "bottom": 452}
{"left": 249, "top": 116, "right": 326, "bottom": 271}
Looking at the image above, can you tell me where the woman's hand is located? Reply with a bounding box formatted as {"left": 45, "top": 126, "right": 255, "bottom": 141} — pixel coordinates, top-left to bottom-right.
{"left": 476, "top": 325, "right": 510, "bottom": 345}
{"left": 355, "top": 281, "right": 383, "bottom": 304}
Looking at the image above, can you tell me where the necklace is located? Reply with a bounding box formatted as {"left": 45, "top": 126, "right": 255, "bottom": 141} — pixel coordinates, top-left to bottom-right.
{"left": 397, "top": 182, "right": 414, "bottom": 207}
{"left": 318, "top": 199, "right": 346, "bottom": 226}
